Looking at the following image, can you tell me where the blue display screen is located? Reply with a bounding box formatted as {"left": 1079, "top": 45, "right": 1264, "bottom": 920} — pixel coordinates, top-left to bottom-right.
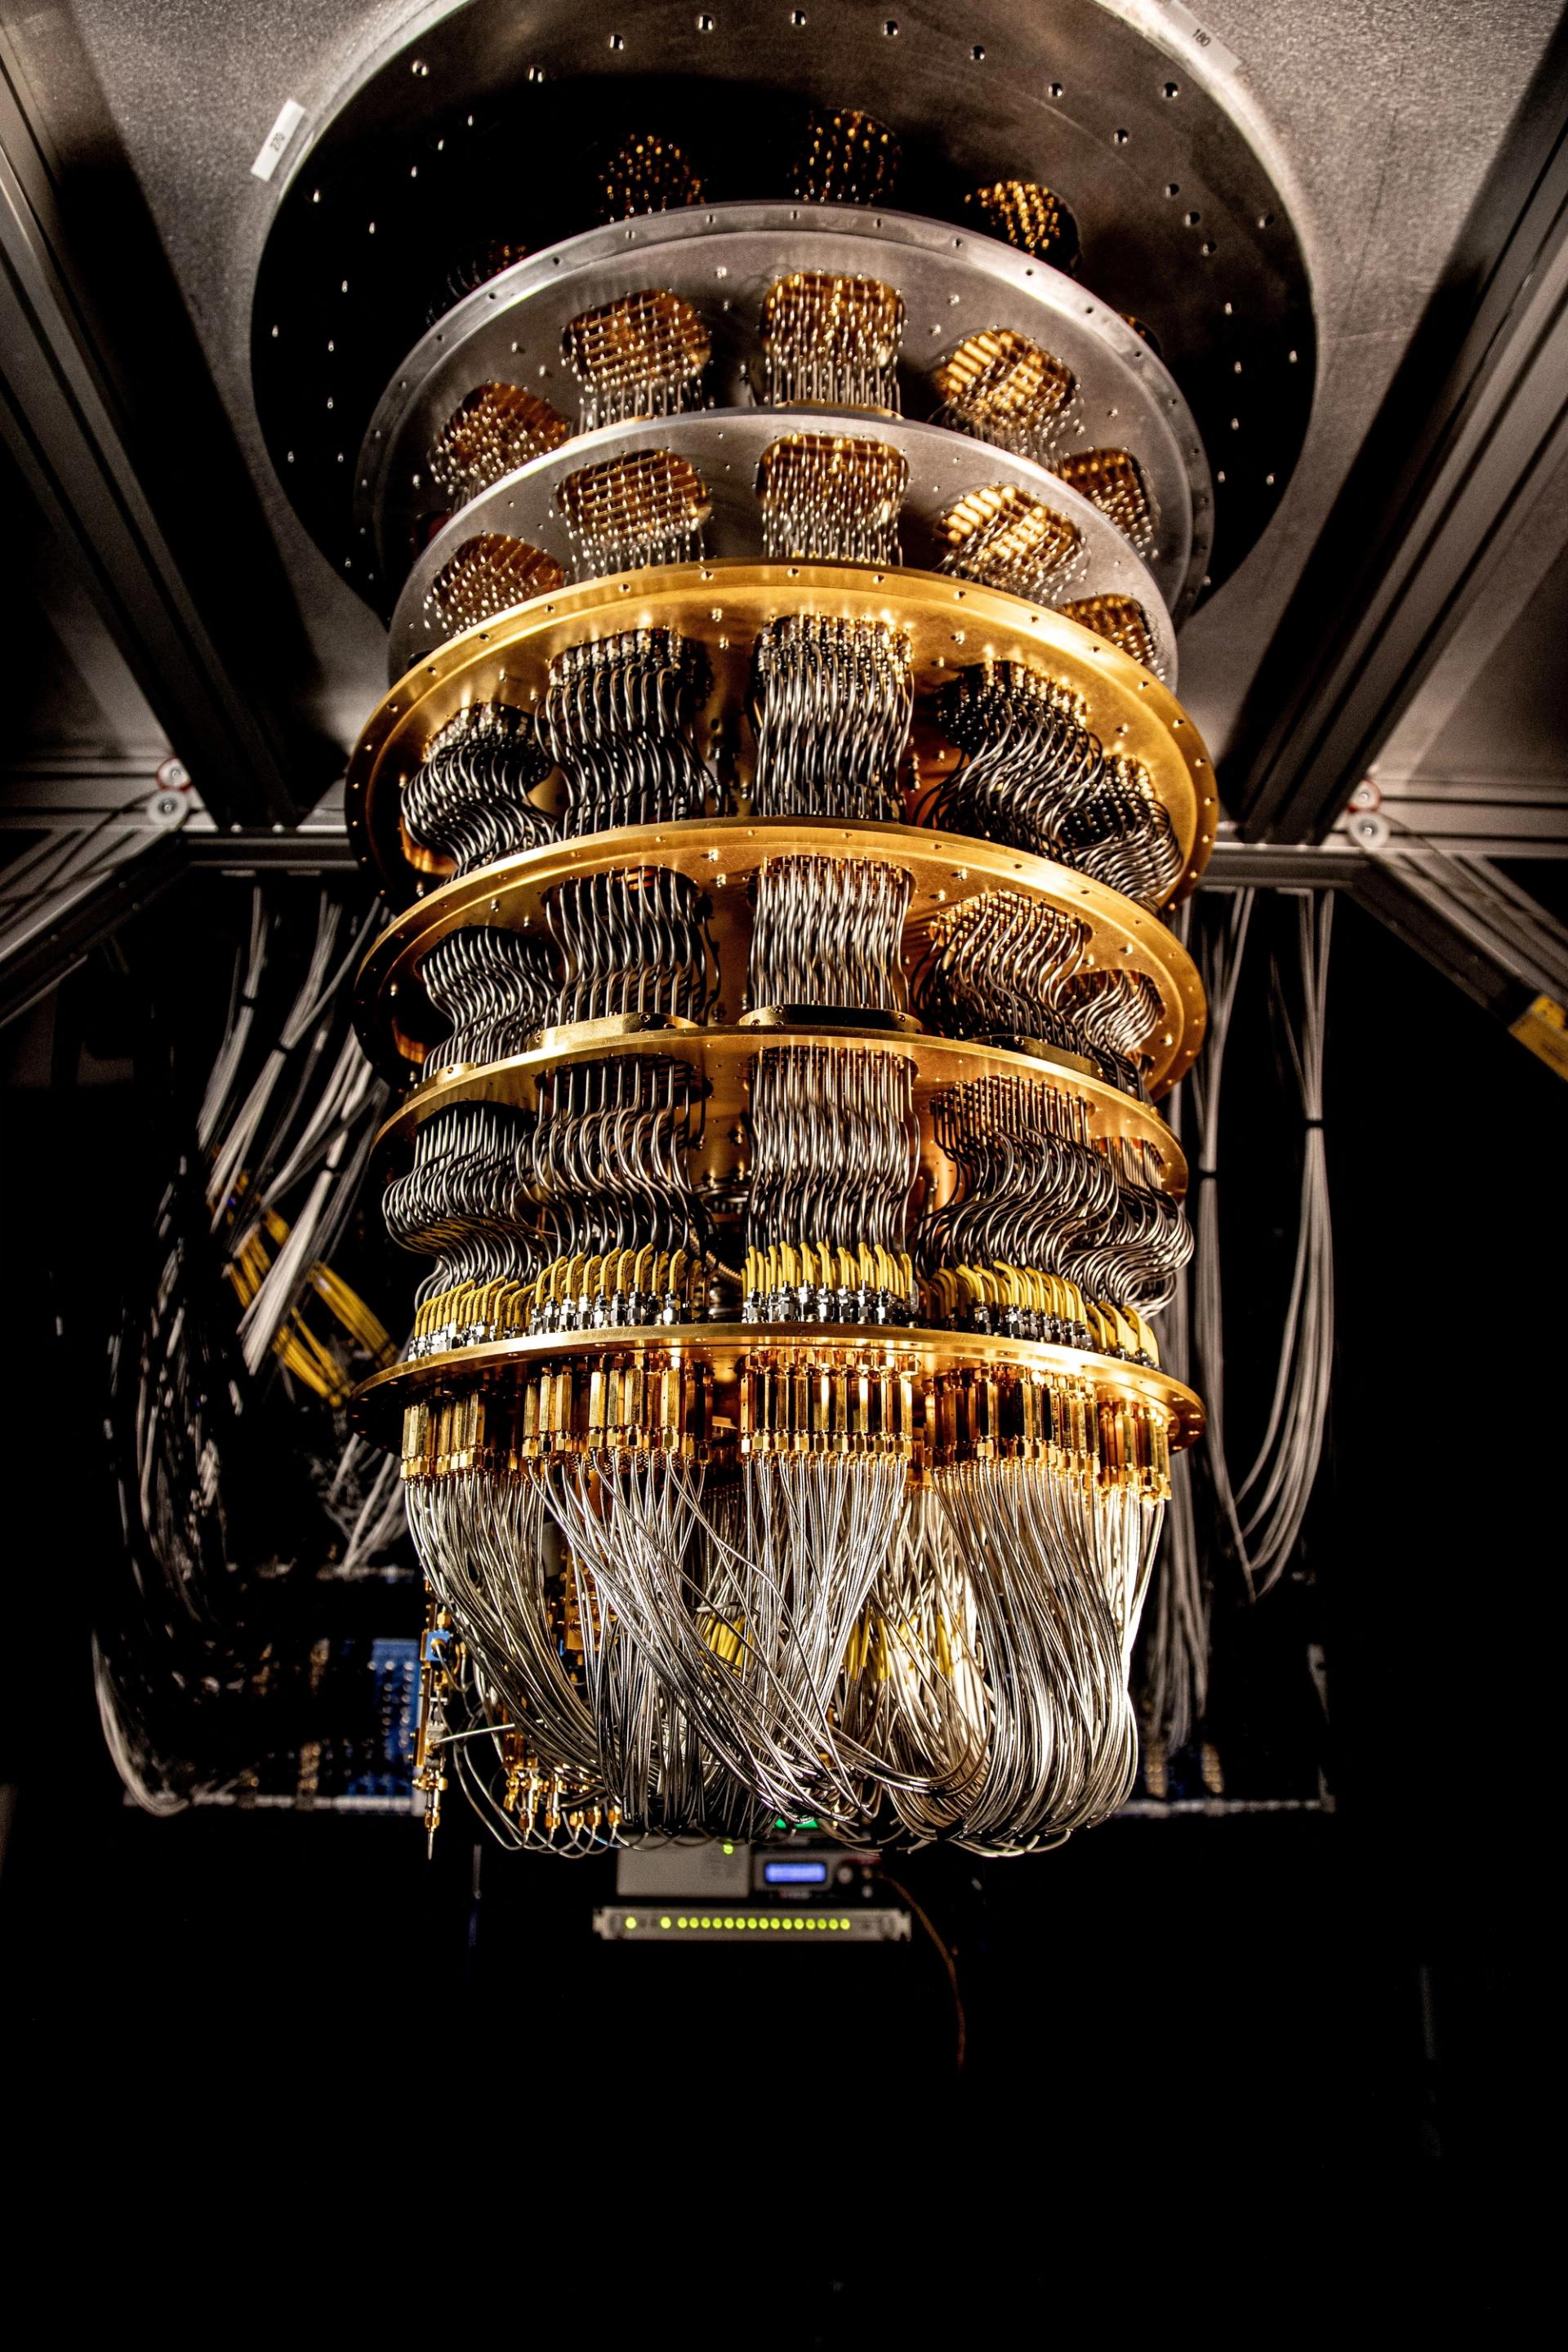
{"left": 763, "top": 1860, "right": 829, "bottom": 1885}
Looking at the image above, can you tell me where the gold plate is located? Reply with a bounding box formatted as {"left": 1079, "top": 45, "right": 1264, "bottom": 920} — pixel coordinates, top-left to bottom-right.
{"left": 371, "top": 1021, "right": 1188, "bottom": 1200}
{"left": 349, "top": 1321, "right": 1205, "bottom": 1451}
{"left": 358, "top": 813, "right": 1206, "bottom": 1096}
{"left": 345, "top": 559, "right": 1218, "bottom": 905}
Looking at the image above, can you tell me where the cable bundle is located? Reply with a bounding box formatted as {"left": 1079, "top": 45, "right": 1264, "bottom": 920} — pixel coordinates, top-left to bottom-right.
{"left": 1052, "top": 448, "right": 1158, "bottom": 560}
{"left": 786, "top": 108, "right": 902, "bottom": 205}
{"left": 403, "top": 702, "right": 555, "bottom": 876}
{"left": 597, "top": 132, "right": 704, "bottom": 221}
{"left": 962, "top": 178, "right": 1079, "bottom": 268}
{"left": 747, "top": 613, "right": 912, "bottom": 820}
{"left": 743, "top": 1044, "right": 920, "bottom": 1325}
{"left": 931, "top": 328, "right": 1080, "bottom": 465}
{"left": 101, "top": 886, "right": 399, "bottom": 1812}
{"left": 540, "top": 627, "right": 715, "bottom": 834}
{"left": 564, "top": 289, "right": 710, "bottom": 431}
{"left": 760, "top": 271, "right": 905, "bottom": 410}
{"left": 425, "top": 533, "right": 566, "bottom": 635}
{"left": 523, "top": 1055, "right": 713, "bottom": 1331}
{"left": 428, "top": 382, "right": 570, "bottom": 508}
{"left": 542, "top": 866, "right": 719, "bottom": 1027}
{"left": 399, "top": 1352, "right": 1170, "bottom": 1851}
{"left": 1051, "top": 755, "right": 1183, "bottom": 909}
{"left": 756, "top": 432, "right": 908, "bottom": 564}
{"left": 936, "top": 483, "right": 1086, "bottom": 604}
{"left": 421, "top": 925, "right": 559, "bottom": 1073}
{"left": 911, "top": 889, "right": 1089, "bottom": 1041}
{"left": 385, "top": 1100, "right": 539, "bottom": 1355}
{"left": 748, "top": 854, "right": 912, "bottom": 1014}
{"left": 929, "top": 660, "right": 1103, "bottom": 849}
{"left": 555, "top": 446, "right": 711, "bottom": 577}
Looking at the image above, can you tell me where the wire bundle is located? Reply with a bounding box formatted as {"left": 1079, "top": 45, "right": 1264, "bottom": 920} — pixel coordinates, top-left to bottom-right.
{"left": 101, "top": 886, "right": 399, "bottom": 1812}
{"left": 542, "top": 866, "right": 719, "bottom": 1027}
{"left": 742, "top": 1043, "right": 920, "bottom": 1324}
{"left": 760, "top": 272, "right": 905, "bottom": 411}
{"left": 523, "top": 1055, "right": 713, "bottom": 1331}
{"left": 403, "top": 702, "right": 555, "bottom": 876}
{"left": 756, "top": 432, "right": 909, "bottom": 564}
{"left": 541, "top": 628, "right": 715, "bottom": 833}
{"left": 748, "top": 854, "right": 913, "bottom": 1014}
{"left": 747, "top": 613, "right": 912, "bottom": 820}
{"left": 564, "top": 290, "right": 711, "bottom": 431}
{"left": 428, "top": 382, "right": 570, "bottom": 508}
{"left": 932, "top": 328, "right": 1080, "bottom": 465}
{"left": 421, "top": 925, "right": 559, "bottom": 1073}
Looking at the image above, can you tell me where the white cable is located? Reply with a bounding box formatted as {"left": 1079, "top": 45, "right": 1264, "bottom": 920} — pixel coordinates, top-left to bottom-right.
{"left": 1234, "top": 893, "right": 1334, "bottom": 1593}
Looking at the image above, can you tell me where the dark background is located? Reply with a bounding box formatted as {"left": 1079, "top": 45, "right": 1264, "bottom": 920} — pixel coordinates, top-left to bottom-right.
{"left": 0, "top": 881, "right": 1555, "bottom": 2327}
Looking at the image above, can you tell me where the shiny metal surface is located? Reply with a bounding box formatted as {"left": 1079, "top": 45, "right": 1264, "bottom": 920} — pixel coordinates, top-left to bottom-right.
{"left": 251, "top": 0, "right": 1315, "bottom": 602}
{"left": 357, "top": 202, "right": 1210, "bottom": 617}
{"left": 345, "top": 559, "right": 1218, "bottom": 901}
{"left": 353, "top": 813, "right": 1208, "bottom": 1094}
{"left": 347, "top": 1317, "right": 1207, "bottom": 1452}
{"left": 387, "top": 406, "right": 1180, "bottom": 675}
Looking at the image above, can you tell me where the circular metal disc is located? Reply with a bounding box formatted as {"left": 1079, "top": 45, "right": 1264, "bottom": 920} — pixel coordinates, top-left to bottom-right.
{"left": 354, "top": 814, "right": 1207, "bottom": 1097}
{"left": 252, "top": 0, "right": 1314, "bottom": 605}
{"left": 358, "top": 202, "right": 1209, "bottom": 617}
{"left": 347, "top": 559, "right": 1219, "bottom": 905}
{"left": 348, "top": 1324, "right": 1205, "bottom": 1454}
{"left": 389, "top": 405, "right": 1178, "bottom": 677}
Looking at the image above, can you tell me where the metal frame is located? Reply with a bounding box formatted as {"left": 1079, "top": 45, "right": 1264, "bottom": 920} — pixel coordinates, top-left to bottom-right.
{"left": 0, "top": 41, "right": 313, "bottom": 831}
{"left": 1224, "top": 20, "right": 1568, "bottom": 847}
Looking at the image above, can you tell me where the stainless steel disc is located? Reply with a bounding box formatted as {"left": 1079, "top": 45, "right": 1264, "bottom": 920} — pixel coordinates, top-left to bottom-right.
{"left": 387, "top": 406, "right": 1178, "bottom": 682}
{"left": 356, "top": 202, "right": 1209, "bottom": 620}
{"left": 253, "top": 0, "right": 1313, "bottom": 605}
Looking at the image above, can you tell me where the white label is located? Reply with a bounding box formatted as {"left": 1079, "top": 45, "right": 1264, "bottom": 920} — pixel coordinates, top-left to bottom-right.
{"left": 251, "top": 98, "right": 306, "bottom": 183}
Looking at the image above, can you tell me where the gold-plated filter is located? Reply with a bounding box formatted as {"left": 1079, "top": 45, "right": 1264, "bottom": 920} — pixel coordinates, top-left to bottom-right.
{"left": 1052, "top": 448, "right": 1158, "bottom": 559}
{"left": 426, "top": 533, "right": 567, "bottom": 634}
{"left": 563, "top": 289, "right": 711, "bottom": 431}
{"left": 428, "top": 383, "right": 571, "bottom": 507}
{"left": 555, "top": 447, "right": 711, "bottom": 577}
{"left": 931, "top": 328, "right": 1079, "bottom": 462}
{"left": 788, "top": 106, "right": 901, "bottom": 204}
{"left": 598, "top": 132, "right": 703, "bottom": 220}
{"left": 936, "top": 483, "right": 1085, "bottom": 601}
{"left": 964, "top": 179, "right": 1079, "bottom": 270}
{"left": 760, "top": 272, "right": 905, "bottom": 412}
{"left": 1058, "top": 592, "right": 1164, "bottom": 675}
{"left": 757, "top": 432, "right": 908, "bottom": 565}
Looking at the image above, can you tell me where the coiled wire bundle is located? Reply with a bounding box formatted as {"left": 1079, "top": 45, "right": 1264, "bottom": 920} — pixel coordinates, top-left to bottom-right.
{"left": 564, "top": 290, "right": 710, "bottom": 431}
{"left": 742, "top": 1043, "right": 920, "bottom": 1325}
{"left": 748, "top": 855, "right": 912, "bottom": 1015}
{"left": 403, "top": 702, "right": 555, "bottom": 876}
{"left": 921, "top": 1075, "right": 1184, "bottom": 1349}
{"left": 543, "top": 866, "right": 719, "bottom": 1027}
{"left": 932, "top": 329, "right": 1081, "bottom": 466}
{"left": 421, "top": 926, "right": 559, "bottom": 1073}
{"left": 747, "top": 613, "right": 911, "bottom": 820}
{"left": 385, "top": 1101, "right": 541, "bottom": 1356}
{"left": 757, "top": 432, "right": 908, "bottom": 564}
{"left": 760, "top": 272, "right": 905, "bottom": 411}
{"left": 541, "top": 627, "right": 715, "bottom": 832}
{"left": 523, "top": 1054, "right": 713, "bottom": 1332}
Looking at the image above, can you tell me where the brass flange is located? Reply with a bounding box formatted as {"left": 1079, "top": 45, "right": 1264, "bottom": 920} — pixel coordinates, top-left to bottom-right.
{"left": 357, "top": 813, "right": 1205, "bottom": 1096}
{"left": 345, "top": 559, "right": 1218, "bottom": 904}
{"left": 348, "top": 1321, "right": 1205, "bottom": 1454}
